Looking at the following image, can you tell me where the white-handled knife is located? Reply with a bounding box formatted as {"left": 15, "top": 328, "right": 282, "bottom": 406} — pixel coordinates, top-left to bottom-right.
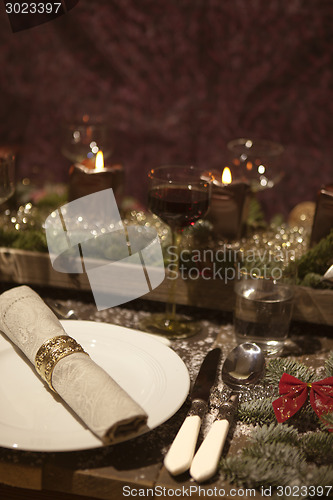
{"left": 190, "top": 393, "right": 238, "bottom": 482}
{"left": 164, "top": 348, "right": 221, "bottom": 476}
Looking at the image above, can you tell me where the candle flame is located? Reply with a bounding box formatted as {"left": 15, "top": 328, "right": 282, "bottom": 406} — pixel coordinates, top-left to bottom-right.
{"left": 222, "top": 167, "right": 232, "bottom": 184}
{"left": 95, "top": 151, "right": 104, "bottom": 172}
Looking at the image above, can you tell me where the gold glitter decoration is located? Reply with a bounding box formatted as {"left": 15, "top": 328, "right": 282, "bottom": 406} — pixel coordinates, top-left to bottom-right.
{"left": 35, "top": 335, "right": 89, "bottom": 392}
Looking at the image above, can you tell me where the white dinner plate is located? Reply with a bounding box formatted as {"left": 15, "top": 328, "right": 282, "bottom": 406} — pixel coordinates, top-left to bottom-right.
{"left": 0, "top": 320, "right": 190, "bottom": 452}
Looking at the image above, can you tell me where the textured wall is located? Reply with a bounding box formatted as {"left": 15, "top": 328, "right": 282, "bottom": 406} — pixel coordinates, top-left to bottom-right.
{"left": 0, "top": 0, "right": 332, "bottom": 217}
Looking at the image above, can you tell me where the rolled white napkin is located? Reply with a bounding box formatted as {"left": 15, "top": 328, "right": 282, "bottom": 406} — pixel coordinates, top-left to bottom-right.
{"left": 0, "top": 285, "right": 148, "bottom": 444}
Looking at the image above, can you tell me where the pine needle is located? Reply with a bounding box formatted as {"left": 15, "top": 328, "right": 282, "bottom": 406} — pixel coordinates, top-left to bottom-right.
{"left": 264, "top": 358, "right": 316, "bottom": 388}
{"left": 300, "top": 431, "right": 333, "bottom": 465}
{"left": 221, "top": 347, "right": 333, "bottom": 492}
{"left": 237, "top": 396, "right": 276, "bottom": 425}
{"left": 221, "top": 442, "right": 306, "bottom": 489}
{"left": 244, "top": 441, "right": 306, "bottom": 468}
{"left": 319, "top": 412, "right": 333, "bottom": 432}
{"left": 325, "top": 351, "right": 333, "bottom": 377}
{"left": 250, "top": 423, "right": 300, "bottom": 446}
{"left": 220, "top": 425, "right": 333, "bottom": 493}
{"left": 301, "top": 464, "right": 333, "bottom": 489}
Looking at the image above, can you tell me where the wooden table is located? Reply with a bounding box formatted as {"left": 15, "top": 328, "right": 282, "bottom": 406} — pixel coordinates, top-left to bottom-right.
{"left": 0, "top": 288, "right": 332, "bottom": 500}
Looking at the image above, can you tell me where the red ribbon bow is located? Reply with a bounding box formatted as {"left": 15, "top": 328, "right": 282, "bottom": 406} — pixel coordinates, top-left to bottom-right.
{"left": 272, "top": 373, "right": 333, "bottom": 431}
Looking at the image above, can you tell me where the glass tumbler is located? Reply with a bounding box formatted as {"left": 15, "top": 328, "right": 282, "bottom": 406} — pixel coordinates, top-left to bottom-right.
{"left": 233, "top": 250, "right": 297, "bottom": 356}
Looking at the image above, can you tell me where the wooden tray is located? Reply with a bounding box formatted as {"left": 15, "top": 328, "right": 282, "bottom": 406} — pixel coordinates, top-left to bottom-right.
{"left": 0, "top": 247, "right": 332, "bottom": 326}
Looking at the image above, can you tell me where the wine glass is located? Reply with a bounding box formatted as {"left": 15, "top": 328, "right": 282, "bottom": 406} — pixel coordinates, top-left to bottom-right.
{"left": 141, "top": 165, "right": 212, "bottom": 338}
{"left": 227, "top": 138, "right": 284, "bottom": 192}
{"left": 0, "top": 151, "right": 15, "bottom": 205}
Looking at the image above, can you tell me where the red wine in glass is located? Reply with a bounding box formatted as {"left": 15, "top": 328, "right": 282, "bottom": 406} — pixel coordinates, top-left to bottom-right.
{"left": 148, "top": 185, "right": 209, "bottom": 228}
{"left": 141, "top": 165, "right": 212, "bottom": 338}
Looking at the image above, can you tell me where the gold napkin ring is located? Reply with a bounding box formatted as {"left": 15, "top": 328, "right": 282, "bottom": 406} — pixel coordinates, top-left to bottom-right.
{"left": 35, "top": 335, "right": 89, "bottom": 392}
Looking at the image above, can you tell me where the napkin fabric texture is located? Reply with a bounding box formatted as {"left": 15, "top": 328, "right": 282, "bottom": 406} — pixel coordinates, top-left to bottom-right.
{"left": 0, "top": 285, "right": 148, "bottom": 444}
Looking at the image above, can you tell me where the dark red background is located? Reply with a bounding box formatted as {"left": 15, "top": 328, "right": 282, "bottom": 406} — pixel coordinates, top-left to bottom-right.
{"left": 1, "top": 0, "right": 332, "bottom": 217}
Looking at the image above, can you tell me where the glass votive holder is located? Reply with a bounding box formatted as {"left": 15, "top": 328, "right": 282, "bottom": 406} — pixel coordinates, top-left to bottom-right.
{"left": 227, "top": 138, "right": 284, "bottom": 192}
{"left": 61, "top": 116, "right": 112, "bottom": 164}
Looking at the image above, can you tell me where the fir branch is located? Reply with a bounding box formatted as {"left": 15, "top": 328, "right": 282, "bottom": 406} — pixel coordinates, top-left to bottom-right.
{"left": 324, "top": 351, "right": 333, "bottom": 377}
{"left": 35, "top": 191, "right": 67, "bottom": 209}
{"left": 300, "top": 464, "right": 333, "bottom": 489}
{"left": 237, "top": 396, "right": 276, "bottom": 425}
{"left": 249, "top": 423, "right": 299, "bottom": 446}
{"left": 243, "top": 440, "right": 306, "bottom": 468}
{"left": 247, "top": 196, "right": 267, "bottom": 229}
{"left": 264, "top": 358, "right": 316, "bottom": 389}
{"left": 237, "top": 396, "right": 318, "bottom": 431}
{"left": 299, "top": 431, "right": 333, "bottom": 465}
{"left": 221, "top": 442, "right": 306, "bottom": 489}
{"left": 221, "top": 424, "right": 333, "bottom": 494}
{"left": 238, "top": 357, "right": 326, "bottom": 431}
{"left": 319, "top": 412, "right": 333, "bottom": 432}
{"left": 11, "top": 230, "right": 48, "bottom": 252}
{"left": 289, "top": 404, "right": 324, "bottom": 433}
{"left": 296, "top": 229, "right": 333, "bottom": 280}
{"left": 301, "top": 272, "right": 333, "bottom": 289}
{"left": 0, "top": 227, "right": 18, "bottom": 247}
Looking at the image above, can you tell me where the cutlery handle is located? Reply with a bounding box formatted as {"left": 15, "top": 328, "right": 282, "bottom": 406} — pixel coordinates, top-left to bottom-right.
{"left": 164, "top": 415, "right": 202, "bottom": 475}
{"left": 190, "top": 418, "right": 230, "bottom": 483}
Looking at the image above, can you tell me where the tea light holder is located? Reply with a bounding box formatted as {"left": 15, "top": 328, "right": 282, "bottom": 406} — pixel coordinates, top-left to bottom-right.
{"left": 310, "top": 183, "right": 333, "bottom": 246}
{"left": 205, "top": 168, "right": 250, "bottom": 241}
{"left": 68, "top": 151, "right": 124, "bottom": 207}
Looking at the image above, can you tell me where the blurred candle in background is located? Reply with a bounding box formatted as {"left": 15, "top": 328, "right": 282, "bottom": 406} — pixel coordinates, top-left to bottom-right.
{"left": 205, "top": 167, "right": 250, "bottom": 241}
{"left": 68, "top": 151, "right": 124, "bottom": 207}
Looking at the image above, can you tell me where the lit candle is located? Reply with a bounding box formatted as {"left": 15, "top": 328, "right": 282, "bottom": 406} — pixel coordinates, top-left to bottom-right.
{"left": 68, "top": 151, "right": 124, "bottom": 206}
{"left": 206, "top": 167, "right": 250, "bottom": 241}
